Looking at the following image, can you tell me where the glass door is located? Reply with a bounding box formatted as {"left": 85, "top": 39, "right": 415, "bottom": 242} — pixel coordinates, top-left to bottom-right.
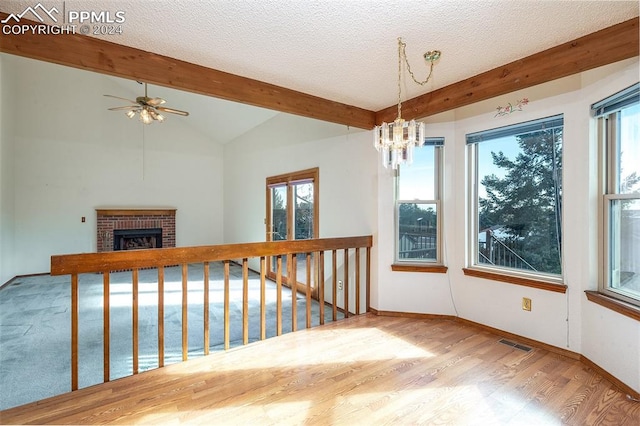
{"left": 266, "top": 169, "right": 319, "bottom": 289}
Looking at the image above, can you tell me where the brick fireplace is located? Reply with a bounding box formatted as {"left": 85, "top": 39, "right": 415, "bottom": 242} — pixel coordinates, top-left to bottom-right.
{"left": 97, "top": 209, "right": 176, "bottom": 252}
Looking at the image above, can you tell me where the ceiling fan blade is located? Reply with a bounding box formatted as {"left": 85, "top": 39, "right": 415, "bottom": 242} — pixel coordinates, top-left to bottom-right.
{"left": 156, "top": 106, "right": 189, "bottom": 116}
{"left": 108, "top": 106, "right": 139, "bottom": 111}
{"left": 104, "top": 94, "right": 138, "bottom": 104}
{"left": 146, "top": 97, "right": 166, "bottom": 106}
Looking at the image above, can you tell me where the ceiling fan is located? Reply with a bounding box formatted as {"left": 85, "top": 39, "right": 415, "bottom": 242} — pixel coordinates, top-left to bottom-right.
{"left": 104, "top": 82, "right": 189, "bottom": 124}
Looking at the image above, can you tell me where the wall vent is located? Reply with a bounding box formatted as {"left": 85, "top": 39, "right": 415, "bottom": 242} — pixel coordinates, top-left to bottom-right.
{"left": 498, "top": 338, "right": 532, "bottom": 352}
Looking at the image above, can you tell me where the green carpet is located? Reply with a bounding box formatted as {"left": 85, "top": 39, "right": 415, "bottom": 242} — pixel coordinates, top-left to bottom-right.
{"left": 0, "top": 262, "right": 342, "bottom": 410}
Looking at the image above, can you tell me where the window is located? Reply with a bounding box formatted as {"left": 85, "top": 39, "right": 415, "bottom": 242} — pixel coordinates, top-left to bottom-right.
{"left": 266, "top": 168, "right": 319, "bottom": 286}
{"left": 467, "top": 116, "right": 563, "bottom": 281}
{"left": 394, "top": 138, "right": 444, "bottom": 266}
{"left": 594, "top": 83, "right": 640, "bottom": 307}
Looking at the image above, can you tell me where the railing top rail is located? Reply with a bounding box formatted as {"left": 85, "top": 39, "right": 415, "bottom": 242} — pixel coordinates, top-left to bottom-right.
{"left": 51, "top": 235, "right": 373, "bottom": 275}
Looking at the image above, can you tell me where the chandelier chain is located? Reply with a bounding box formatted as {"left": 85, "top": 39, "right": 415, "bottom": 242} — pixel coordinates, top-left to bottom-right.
{"left": 397, "top": 38, "right": 403, "bottom": 120}
{"left": 396, "top": 38, "right": 438, "bottom": 119}
{"left": 399, "top": 38, "right": 437, "bottom": 86}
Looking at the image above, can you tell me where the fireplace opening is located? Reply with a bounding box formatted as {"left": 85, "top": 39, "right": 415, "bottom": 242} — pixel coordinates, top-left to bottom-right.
{"left": 113, "top": 228, "right": 163, "bottom": 251}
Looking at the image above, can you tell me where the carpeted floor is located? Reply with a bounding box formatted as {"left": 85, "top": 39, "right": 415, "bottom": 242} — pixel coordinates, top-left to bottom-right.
{"left": 0, "top": 263, "right": 341, "bottom": 410}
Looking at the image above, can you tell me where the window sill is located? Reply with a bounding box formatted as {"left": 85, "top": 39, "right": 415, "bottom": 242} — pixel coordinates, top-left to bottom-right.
{"left": 585, "top": 291, "right": 640, "bottom": 322}
{"left": 392, "top": 264, "right": 448, "bottom": 273}
{"left": 462, "top": 268, "right": 567, "bottom": 293}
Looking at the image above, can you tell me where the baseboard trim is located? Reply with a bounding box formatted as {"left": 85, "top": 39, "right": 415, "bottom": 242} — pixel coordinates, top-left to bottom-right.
{"left": 454, "top": 317, "right": 580, "bottom": 360}
{"left": 368, "top": 307, "right": 455, "bottom": 321}
{"left": 581, "top": 354, "right": 640, "bottom": 400}
{"left": 369, "top": 308, "right": 639, "bottom": 398}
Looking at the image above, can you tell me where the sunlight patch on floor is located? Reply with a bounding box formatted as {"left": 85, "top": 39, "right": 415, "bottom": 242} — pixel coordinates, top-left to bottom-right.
{"left": 170, "top": 327, "right": 435, "bottom": 377}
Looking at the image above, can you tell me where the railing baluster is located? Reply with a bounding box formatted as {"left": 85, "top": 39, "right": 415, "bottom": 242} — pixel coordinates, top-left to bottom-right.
{"left": 132, "top": 268, "right": 139, "bottom": 374}
{"left": 71, "top": 273, "right": 79, "bottom": 391}
{"left": 319, "top": 251, "right": 325, "bottom": 325}
{"left": 243, "top": 258, "right": 249, "bottom": 345}
{"left": 181, "top": 264, "right": 188, "bottom": 361}
{"left": 344, "top": 249, "right": 349, "bottom": 318}
{"left": 224, "top": 261, "right": 230, "bottom": 350}
{"left": 276, "top": 255, "right": 282, "bottom": 336}
{"left": 306, "top": 252, "right": 311, "bottom": 329}
{"left": 203, "top": 262, "right": 210, "bottom": 355}
{"left": 260, "top": 256, "right": 266, "bottom": 341}
{"left": 55, "top": 236, "right": 373, "bottom": 389}
{"left": 332, "top": 250, "right": 337, "bottom": 321}
{"left": 290, "top": 254, "right": 297, "bottom": 332}
{"left": 158, "top": 266, "right": 165, "bottom": 368}
{"left": 103, "top": 272, "right": 110, "bottom": 382}
{"left": 355, "top": 247, "right": 361, "bottom": 316}
{"left": 366, "top": 246, "right": 371, "bottom": 313}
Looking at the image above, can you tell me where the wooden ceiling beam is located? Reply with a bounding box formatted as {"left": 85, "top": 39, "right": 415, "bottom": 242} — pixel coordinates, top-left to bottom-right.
{"left": 1, "top": 14, "right": 637, "bottom": 129}
{"left": 376, "top": 17, "right": 639, "bottom": 125}
{"left": 0, "top": 12, "right": 376, "bottom": 130}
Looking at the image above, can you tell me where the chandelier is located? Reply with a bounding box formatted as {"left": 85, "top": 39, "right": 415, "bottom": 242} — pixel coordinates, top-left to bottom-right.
{"left": 374, "top": 38, "right": 441, "bottom": 169}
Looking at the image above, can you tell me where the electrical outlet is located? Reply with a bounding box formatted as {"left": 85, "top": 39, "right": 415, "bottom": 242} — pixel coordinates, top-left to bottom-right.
{"left": 522, "top": 297, "right": 532, "bottom": 311}
{"left": 338, "top": 280, "right": 343, "bottom": 290}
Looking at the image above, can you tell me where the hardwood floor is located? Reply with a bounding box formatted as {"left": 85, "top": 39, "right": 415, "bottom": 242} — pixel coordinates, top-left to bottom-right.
{"left": 1, "top": 314, "right": 638, "bottom": 425}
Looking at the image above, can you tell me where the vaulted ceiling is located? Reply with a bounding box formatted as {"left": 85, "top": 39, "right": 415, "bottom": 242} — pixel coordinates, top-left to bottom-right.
{"left": 1, "top": 0, "right": 638, "bottom": 133}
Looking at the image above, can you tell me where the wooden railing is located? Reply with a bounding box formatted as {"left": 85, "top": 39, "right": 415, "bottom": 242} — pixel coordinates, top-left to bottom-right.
{"left": 50, "top": 236, "right": 372, "bottom": 391}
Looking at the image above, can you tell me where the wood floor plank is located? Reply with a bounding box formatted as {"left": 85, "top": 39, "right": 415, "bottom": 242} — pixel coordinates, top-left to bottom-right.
{"left": 1, "top": 315, "right": 638, "bottom": 425}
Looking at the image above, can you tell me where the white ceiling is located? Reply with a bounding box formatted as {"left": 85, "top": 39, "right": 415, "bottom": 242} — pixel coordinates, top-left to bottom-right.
{"left": 3, "top": 1, "right": 639, "bottom": 141}
{"left": 73, "top": 0, "right": 639, "bottom": 111}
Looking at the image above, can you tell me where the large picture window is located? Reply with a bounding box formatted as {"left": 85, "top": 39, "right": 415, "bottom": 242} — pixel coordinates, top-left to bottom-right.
{"left": 395, "top": 138, "right": 443, "bottom": 265}
{"left": 594, "top": 83, "right": 640, "bottom": 307}
{"left": 467, "top": 116, "right": 563, "bottom": 280}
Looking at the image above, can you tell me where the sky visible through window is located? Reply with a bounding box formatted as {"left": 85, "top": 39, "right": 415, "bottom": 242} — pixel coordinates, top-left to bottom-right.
{"left": 398, "top": 145, "right": 435, "bottom": 200}
{"left": 621, "top": 103, "right": 640, "bottom": 194}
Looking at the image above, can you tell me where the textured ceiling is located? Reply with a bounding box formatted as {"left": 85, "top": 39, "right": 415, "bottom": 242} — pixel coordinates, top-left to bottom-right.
{"left": 2, "top": 0, "right": 639, "bottom": 127}
{"left": 74, "top": 0, "right": 640, "bottom": 111}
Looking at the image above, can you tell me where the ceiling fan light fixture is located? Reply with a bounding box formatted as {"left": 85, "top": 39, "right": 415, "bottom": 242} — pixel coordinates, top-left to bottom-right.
{"left": 104, "top": 83, "right": 189, "bottom": 125}
{"left": 139, "top": 108, "right": 153, "bottom": 125}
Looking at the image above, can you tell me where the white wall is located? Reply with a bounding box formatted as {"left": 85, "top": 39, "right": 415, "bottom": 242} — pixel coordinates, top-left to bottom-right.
{"left": 3, "top": 54, "right": 224, "bottom": 275}
{"left": 375, "top": 117, "right": 459, "bottom": 315}
{"left": 223, "top": 112, "right": 378, "bottom": 311}
{"left": 375, "top": 58, "right": 640, "bottom": 393}
{"left": 223, "top": 112, "right": 377, "bottom": 242}
{"left": 578, "top": 60, "right": 640, "bottom": 393}
{"left": 1, "top": 50, "right": 637, "bottom": 393}
{"left": 0, "top": 54, "right": 16, "bottom": 284}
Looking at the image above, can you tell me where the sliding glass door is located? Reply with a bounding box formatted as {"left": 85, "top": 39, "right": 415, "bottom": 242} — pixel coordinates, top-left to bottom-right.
{"left": 266, "top": 168, "right": 319, "bottom": 288}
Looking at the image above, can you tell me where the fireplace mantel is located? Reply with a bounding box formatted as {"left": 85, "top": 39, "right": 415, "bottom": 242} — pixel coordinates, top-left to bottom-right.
{"left": 96, "top": 208, "right": 176, "bottom": 253}
{"left": 96, "top": 208, "right": 176, "bottom": 217}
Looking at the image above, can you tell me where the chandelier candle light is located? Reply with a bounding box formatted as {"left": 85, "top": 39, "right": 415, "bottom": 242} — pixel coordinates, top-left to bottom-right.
{"left": 374, "top": 38, "right": 441, "bottom": 169}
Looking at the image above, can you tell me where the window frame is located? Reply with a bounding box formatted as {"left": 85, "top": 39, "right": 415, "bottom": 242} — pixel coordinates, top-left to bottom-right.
{"left": 265, "top": 168, "right": 319, "bottom": 287}
{"left": 393, "top": 138, "right": 445, "bottom": 269}
{"left": 465, "top": 115, "right": 565, "bottom": 288}
{"left": 595, "top": 83, "right": 640, "bottom": 308}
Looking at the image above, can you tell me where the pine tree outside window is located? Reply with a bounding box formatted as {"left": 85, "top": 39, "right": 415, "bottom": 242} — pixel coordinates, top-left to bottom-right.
{"left": 467, "top": 116, "right": 564, "bottom": 280}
